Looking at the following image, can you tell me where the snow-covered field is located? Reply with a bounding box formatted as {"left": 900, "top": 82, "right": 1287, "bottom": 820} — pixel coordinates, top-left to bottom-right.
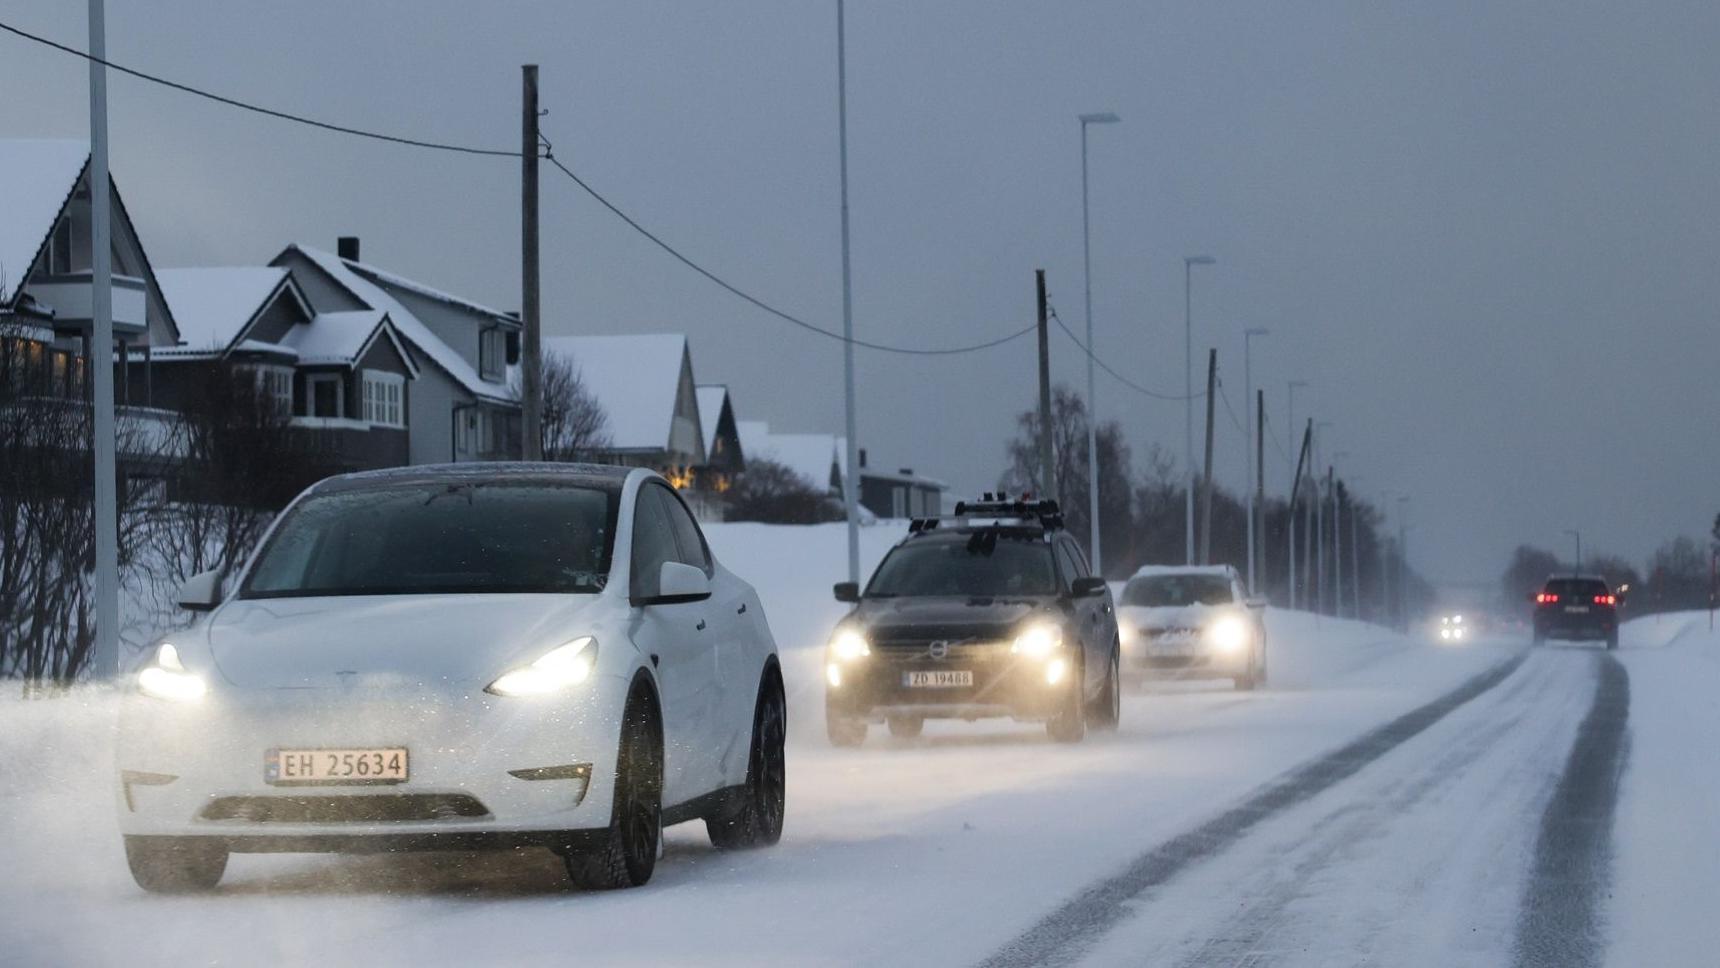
{"left": 0, "top": 522, "right": 1704, "bottom": 966}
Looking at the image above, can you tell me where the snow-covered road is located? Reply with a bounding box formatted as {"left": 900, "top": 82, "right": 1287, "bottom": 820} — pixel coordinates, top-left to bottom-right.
{"left": 1, "top": 524, "right": 1708, "bottom": 967}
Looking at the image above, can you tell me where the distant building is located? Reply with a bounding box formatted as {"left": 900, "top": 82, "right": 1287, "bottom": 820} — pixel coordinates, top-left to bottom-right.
{"left": 737, "top": 420, "right": 843, "bottom": 495}
{"left": 856, "top": 449, "right": 945, "bottom": 519}
{"left": 694, "top": 384, "right": 746, "bottom": 494}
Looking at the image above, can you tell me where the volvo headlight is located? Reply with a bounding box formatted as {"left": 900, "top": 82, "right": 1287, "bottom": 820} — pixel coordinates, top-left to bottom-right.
{"left": 1011, "top": 623, "right": 1064, "bottom": 658}
{"left": 137, "top": 643, "right": 207, "bottom": 702}
{"left": 1207, "top": 616, "right": 1249, "bottom": 653}
{"left": 487, "top": 637, "right": 598, "bottom": 697}
{"left": 828, "top": 628, "right": 871, "bottom": 661}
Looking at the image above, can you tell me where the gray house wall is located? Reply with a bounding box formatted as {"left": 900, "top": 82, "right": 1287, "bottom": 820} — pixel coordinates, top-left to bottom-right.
{"left": 271, "top": 249, "right": 366, "bottom": 313}
{"left": 243, "top": 290, "right": 307, "bottom": 345}
{"left": 407, "top": 364, "right": 463, "bottom": 465}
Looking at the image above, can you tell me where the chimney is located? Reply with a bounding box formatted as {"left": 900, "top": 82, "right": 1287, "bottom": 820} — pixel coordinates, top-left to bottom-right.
{"left": 858, "top": 448, "right": 867, "bottom": 469}
{"left": 337, "top": 236, "right": 361, "bottom": 262}
{"left": 899, "top": 468, "right": 914, "bottom": 477}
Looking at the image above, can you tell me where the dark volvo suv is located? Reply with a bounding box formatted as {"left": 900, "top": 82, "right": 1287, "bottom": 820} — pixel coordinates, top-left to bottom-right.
{"left": 1532, "top": 575, "right": 1619, "bottom": 649}
{"left": 824, "top": 499, "right": 1120, "bottom": 746}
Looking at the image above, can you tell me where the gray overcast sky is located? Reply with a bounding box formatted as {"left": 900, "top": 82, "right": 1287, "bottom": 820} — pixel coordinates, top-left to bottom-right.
{"left": 6, "top": 0, "right": 1719, "bottom": 581}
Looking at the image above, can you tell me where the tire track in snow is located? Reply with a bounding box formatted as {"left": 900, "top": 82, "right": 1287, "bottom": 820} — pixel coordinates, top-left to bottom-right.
{"left": 977, "top": 651, "right": 1529, "bottom": 968}
{"left": 1511, "top": 652, "right": 1630, "bottom": 968}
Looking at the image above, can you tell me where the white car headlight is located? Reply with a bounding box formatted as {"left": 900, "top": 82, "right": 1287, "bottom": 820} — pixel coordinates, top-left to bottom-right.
{"left": 1011, "top": 623, "right": 1064, "bottom": 658}
{"left": 487, "top": 637, "right": 598, "bottom": 697}
{"left": 829, "top": 628, "right": 871, "bottom": 661}
{"left": 137, "top": 643, "right": 207, "bottom": 702}
{"left": 1207, "top": 616, "right": 1249, "bottom": 653}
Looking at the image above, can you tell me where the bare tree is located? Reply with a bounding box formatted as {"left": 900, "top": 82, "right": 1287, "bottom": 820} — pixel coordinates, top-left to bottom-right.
{"left": 726, "top": 458, "right": 844, "bottom": 524}
{"left": 540, "top": 353, "right": 611, "bottom": 462}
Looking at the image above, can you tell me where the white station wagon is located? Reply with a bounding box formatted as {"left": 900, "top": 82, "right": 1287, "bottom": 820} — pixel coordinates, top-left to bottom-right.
{"left": 118, "top": 463, "right": 785, "bottom": 892}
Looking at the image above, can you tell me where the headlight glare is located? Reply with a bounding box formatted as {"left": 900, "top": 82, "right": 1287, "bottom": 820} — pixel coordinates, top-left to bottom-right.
{"left": 1012, "top": 623, "right": 1064, "bottom": 658}
{"left": 137, "top": 643, "right": 206, "bottom": 702}
{"left": 829, "top": 628, "right": 870, "bottom": 661}
{"left": 1207, "top": 616, "right": 1249, "bottom": 653}
{"left": 487, "top": 637, "right": 598, "bottom": 697}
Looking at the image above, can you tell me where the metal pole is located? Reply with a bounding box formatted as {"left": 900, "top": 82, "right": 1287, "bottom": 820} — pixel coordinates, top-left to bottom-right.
{"left": 1184, "top": 260, "right": 1194, "bottom": 565}
{"left": 88, "top": 0, "right": 119, "bottom": 680}
{"left": 520, "top": 65, "right": 543, "bottom": 461}
{"left": 1256, "top": 389, "right": 1265, "bottom": 600}
{"left": 1350, "top": 490, "right": 1362, "bottom": 620}
{"left": 1398, "top": 496, "right": 1410, "bottom": 630}
{"left": 1080, "top": 124, "right": 1100, "bottom": 569}
{"left": 1035, "top": 269, "right": 1054, "bottom": 501}
{"left": 1565, "top": 528, "right": 1582, "bottom": 573}
{"left": 1200, "top": 349, "right": 1217, "bottom": 565}
{"left": 1243, "top": 329, "right": 1267, "bottom": 593}
{"left": 1330, "top": 469, "right": 1341, "bottom": 618}
{"left": 1286, "top": 380, "right": 1306, "bottom": 604}
{"left": 837, "top": 0, "right": 860, "bottom": 584}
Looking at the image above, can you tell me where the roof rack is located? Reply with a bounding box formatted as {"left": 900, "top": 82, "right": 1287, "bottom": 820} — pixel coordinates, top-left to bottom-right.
{"left": 908, "top": 494, "right": 1064, "bottom": 534}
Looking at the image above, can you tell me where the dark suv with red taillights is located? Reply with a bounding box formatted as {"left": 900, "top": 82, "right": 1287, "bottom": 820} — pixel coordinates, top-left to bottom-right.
{"left": 1531, "top": 575, "right": 1619, "bottom": 649}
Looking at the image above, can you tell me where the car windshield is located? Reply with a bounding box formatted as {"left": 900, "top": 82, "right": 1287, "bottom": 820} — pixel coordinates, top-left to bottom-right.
{"left": 241, "top": 482, "right": 618, "bottom": 598}
{"left": 866, "top": 533, "right": 1057, "bottom": 597}
{"left": 1122, "top": 574, "right": 1234, "bottom": 607}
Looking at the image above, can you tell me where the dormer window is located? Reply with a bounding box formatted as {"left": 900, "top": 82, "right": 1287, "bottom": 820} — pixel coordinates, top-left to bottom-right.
{"left": 479, "top": 327, "right": 508, "bottom": 381}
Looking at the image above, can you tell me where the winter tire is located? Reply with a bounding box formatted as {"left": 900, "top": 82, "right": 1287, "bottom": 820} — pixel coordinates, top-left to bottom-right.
{"left": 1088, "top": 645, "right": 1121, "bottom": 731}
{"left": 565, "top": 686, "right": 662, "bottom": 890}
{"left": 886, "top": 715, "right": 925, "bottom": 739}
{"left": 826, "top": 704, "right": 867, "bottom": 748}
{"left": 708, "top": 670, "right": 787, "bottom": 850}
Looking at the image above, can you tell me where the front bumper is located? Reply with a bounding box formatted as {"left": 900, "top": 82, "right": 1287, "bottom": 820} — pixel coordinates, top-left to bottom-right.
{"left": 115, "top": 677, "right": 627, "bottom": 848}
{"left": 825, "top": 649, "right": 1072, "bottom": 722}
{"left": 1121, "top": 635, "right": 1249, "bottom": 679}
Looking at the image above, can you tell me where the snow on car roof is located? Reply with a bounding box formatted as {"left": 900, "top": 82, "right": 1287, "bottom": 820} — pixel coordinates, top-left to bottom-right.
{"left": 313, "top": 461, "right": 638, "bottom": 494}
{"left": 1128, "top": 564, "right": 1237, "bottom": 580}
{"left": 545, "top": 334, "right": 692, "bottom": 453}
{"left": 154, "top": 267, "right": 290, "bottom": 352}
{"left": 0, "top": 140, "right": 90, "bottom": 304}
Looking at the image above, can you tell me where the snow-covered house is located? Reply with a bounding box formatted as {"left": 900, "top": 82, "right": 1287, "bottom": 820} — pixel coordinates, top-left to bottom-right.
{"left": 545, "top": 333, "right": 706, "bottom": 478}
{"left": 0, "top": 139, "right": 180, "bottom": 407}
{"left": 148, "top": 266, "right": 421, "bottom": 472}
{"left": 270, "top": 238, "right": 521, "bottom": 464}
{"left": 855, "top": 450, "right": 946, "bottom": 519}
{"left": 694, "top": 384, "right": 746, "bottom": 492}
{"left": 737, "top": 421, "right": 844, "bottom": 495}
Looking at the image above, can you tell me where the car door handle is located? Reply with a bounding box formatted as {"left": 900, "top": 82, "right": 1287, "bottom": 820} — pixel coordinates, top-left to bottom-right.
{"left": 737, "top": 603, "right": 748, "bottom": 615}
{"left": 696, "top": 619, "right": 707, "bottom": 631}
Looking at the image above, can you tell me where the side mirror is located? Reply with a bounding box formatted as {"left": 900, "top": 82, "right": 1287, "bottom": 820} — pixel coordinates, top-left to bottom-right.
{"left": 641, "top": 561, "right": 711, "bottom": 606}
{"left": 833, "top": 581, "right": 860, "bottom": 604}
{"left": 177, "top": 569, "right": 222, "bottom": 611}
{"left": 1071, "top": 577, "right": 1108, "bottom": 598}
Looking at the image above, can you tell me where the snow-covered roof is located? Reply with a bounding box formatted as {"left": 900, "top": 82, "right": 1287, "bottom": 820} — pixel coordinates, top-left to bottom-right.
{"left": 0, "top": 140, "right": 89, "bottom": 304}
{"left": 346, "top": 260, "right": 514, "bottom": 322}
{"left": 279, "top": 310, "right": 411, "bottom": 370}
{"left": 278, "top": 244, "right": 513, "bottom": 404}
{"left": 740, "top": 422, "right": 842, "bottom": 492}
{"left": 155, "top": 267, "right": 291, "bottom": 353}
{"left": 1128, "top": 564, "right": 1239, "bottom": 580}
{"left": 859, "top": 465, "right": 949, "bottom": 489}
{"left": 545, "top": 334, "right": 692, "bottom": 452}
{"left": 695, "top": 385, "right": 731, "bottom": 457}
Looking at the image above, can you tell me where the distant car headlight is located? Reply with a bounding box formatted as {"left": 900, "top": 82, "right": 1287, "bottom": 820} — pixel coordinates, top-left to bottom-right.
{"left": 487, "top": 637, "right": 598, "bottom": 697}
{"left": 137, "top": 643, "right": 206, "bottom": 702}
{"left": 829, "top": 628, "right": 871, "bottom": 661}
{"left": 1207, "top": 616, "right": 1249, "bottom": 653}
{"left": 1011, "top": 623, "right": 1064, "bottom": 658}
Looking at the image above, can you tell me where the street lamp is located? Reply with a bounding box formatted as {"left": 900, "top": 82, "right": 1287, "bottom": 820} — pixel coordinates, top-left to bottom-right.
{"left": 1243, "top": 327, "right": 1269, "bottom": 594}
{"left": 1183, "top": 254, "right": 1216, "bottom": 565}
{"left": 835, "top": 0, "right": 861, "bottom": 583}
{"left": 1564, "top": 528, "right": 1582, "bottom": 574}
{"left": 1079, "top": 111, "right": 1120, "bottom": 571}
{"left": 1286, "top": 380, "right": 1308, "bottom": 608}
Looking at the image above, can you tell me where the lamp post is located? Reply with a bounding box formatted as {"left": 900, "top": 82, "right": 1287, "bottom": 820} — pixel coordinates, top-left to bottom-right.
{"left": 1243, "top": 328, "right": 1269, "bottom": 594}
{"left": 1183, "top": 254, "right": 1216, "bottom": 564}
{"left": 1564, "top": 528, "right": 1582, "bottom": 574}
{"left": 1079, "top": 111, "right": 1120, "bottom": 570}
{"left": 1286, "top": 380, "right": 1307, "bottom": 608}
{"left": 835, "top": 0, "right": 861, "bottom": 583}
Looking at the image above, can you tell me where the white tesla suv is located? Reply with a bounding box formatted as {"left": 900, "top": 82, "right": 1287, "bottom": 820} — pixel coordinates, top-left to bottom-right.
{"left": 117, "top": 463, "right": 785, "bottom": 892}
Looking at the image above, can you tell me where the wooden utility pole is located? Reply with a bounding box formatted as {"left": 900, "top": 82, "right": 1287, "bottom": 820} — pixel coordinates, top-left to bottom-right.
{"left": 520, "top": 65, "right": 543, "bottom": 460}
{"left": 1200, "top": 348, "right": 1217, "bottom": 564}
{"left": 1035, "top": 269, "right": 1054, "bottom": 501}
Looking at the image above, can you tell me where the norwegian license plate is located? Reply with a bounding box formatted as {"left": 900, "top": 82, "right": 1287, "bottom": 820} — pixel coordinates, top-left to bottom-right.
{"left": 267, "top": 748, "right": 408, "bottom": 785}
{"left": 1565, "top": 606, "right": 1590, "bottom": 614}
{"left": 1152, "top": 637, "right": 1199, "bottom": 655}
{"left": 903, "top": 670, "right": 973, "bottom": 688}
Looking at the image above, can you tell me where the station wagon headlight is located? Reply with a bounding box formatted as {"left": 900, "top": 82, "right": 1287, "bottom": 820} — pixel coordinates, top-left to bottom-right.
{"left": 1207, "top": 616, "right": 1249, "bottom": 653}
{"left": 1011, "top": 623, "right": 1064, "bottom": 658}
{"left": 137, "top": 643, "right": 207, "bottom": 702}
{"left": 487, "top": 637, "right": 598, "bottom": 697}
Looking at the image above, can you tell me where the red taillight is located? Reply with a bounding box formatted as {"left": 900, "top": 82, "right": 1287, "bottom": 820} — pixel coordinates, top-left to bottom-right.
{"left": 1594, "top": 594, "right": 1615, "bottom": 605}
{"left": 1536, "top": 593, "right": 1559, "bottom": 604}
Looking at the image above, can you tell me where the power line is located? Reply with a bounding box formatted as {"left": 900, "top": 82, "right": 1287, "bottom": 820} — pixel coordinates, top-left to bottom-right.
{"left": 543, "top": 151, "right": 1037, "bottom": 356}
{"left": 0, "top": 20, "right": 520, "bottom": 157}
{"left": 1046, "top": 304, "right": 1202, "bottom": 401}
{"left": 1217, "top": 381, "right": 1249, "bottom": 439}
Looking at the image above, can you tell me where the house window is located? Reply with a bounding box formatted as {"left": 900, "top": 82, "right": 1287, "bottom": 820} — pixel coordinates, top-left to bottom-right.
{"left": 306, "top": 373, "right": 344, "bottom": 418}
{"left": 361, "top": 370, "right": 404, "bottom": 427}
{"left": 479, "top": 328, "right": 508, "bottom": 380}
{"left": 49, "top": 217, "right": 73, "bottom": 275}
{"left": 252, "top": 366, "right": 292, "bottom": 414}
